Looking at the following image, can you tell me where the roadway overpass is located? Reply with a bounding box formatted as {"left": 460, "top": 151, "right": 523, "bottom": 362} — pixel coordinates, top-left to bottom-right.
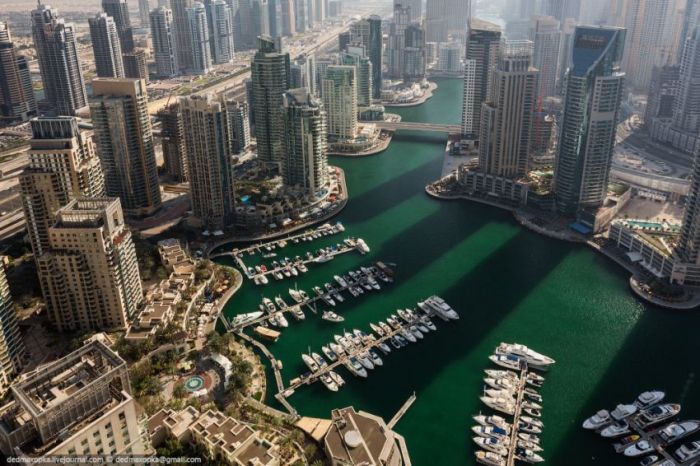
{"left": 375, "top": 121, "right": 462, "bottom": 134}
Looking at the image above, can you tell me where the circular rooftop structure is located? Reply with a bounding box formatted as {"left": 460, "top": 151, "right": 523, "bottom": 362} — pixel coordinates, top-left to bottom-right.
{"left": 344, "top": 430, "right": 362, "bottom": 448}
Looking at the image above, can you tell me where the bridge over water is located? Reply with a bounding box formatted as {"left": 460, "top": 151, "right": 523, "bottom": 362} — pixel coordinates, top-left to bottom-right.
{"left": 375, "top": 121, "right": 461, "bottom": 134}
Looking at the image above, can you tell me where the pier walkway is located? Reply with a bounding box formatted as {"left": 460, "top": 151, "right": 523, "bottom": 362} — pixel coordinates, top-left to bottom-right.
{"left": 388, "top": 392, "right": 417, "bottom": 429}
{"left": 626, "top": 416, "right": 680, "bottom": 464}
{"left": 505, "top": 364, "right": 530, "bottom": 466}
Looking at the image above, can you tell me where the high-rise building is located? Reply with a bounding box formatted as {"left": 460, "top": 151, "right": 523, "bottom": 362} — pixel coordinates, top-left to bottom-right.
{"left": 187, "top": 2, "right": 213, "bottom": 74}
{"left": 557, "top": 18, "right": 576, "bottom": 94}
{"left": 437, "top": 42, "right": 463, "bottom": 71}
{"left": 677, "top": 143, "right": 700, "bottom": 265}
{"left": 645, "top": 65, "right": 680, "bottom": 122}
{"left": 295, "top": 0, "right": 308, "bottom": 33}
{"left": 479, "top": 41, "right": 538, "bottom": 178}
{"left": 322, "top": 65, "right": 358, "bottom": 142}
{"left": 123, "top": 48, "right": 149, "bottom": 82}
{"left": 0, "top": 22, "right": 36, "bottom": 123}
{"left": 350, "top": 16, "right": 382, "bottom": 99}
{"left": 20, "top": 117, "right": 105, "bottom": 257}
{"left": 151, "top": 7, "right": 179, "bottom": 77}
{"left": 158, "top": 103, "right": 189, "bottom": 181}
{"left": 0, "top": 265, "right": 25, "bottom": 397}
{"left": 341, "top": 46, "right": 372, "bottom": 107}
{"left": 0, "top": 340, "right": 152, "bottom": 458}
{"left": 172, "top": 0, "right": 194, "bottom": 71}
{"left": 31, "top": 3, "right": 88, "bottom": 116}
{"left": 38, "top": 198, "right": 143, "bottom": 332}
{"left": 461, "top": 18, "right": 501, "bottom": 139}
{"left": 621, "top": 0, "right": 675, "bottom": 91}
{"left": 529, "top": 16, "right": 560, "bottom": 100}
{"left": 268, "top": 0, "right": 282, "bottom": 37}
{"left": 90, "top": 78, "right": 162, "bottom": 216}
{"left": 180, "top": 94, "right": 237, "bottom": 231}
{"left": 394, "top": 0, "right": 422, "bottom": 22}
{"left": 315, "top": 55, "right": 338, "bottom": 96}
{"left": 206, "top": 0, "right": 235, "bottom": 64}
{"left": 89, "top": 13, "right": 125, "bottom": 78}
{"left": 546, "top": 0, "right": 580, "bottom": 22}
{"left": 139, "top": 0, "right": 151, "bottom": 26}
{"left": 672, "top": 27, "right": 700, "bottom": 134}
{"left": 338, "top": 31, "right": 351, "bottom": 52}
{"left": 280, "top": 0, "right": 296, "bottom": 36}
{"left": 228, "top": 100, "right": 252, "bottom": 153}
{"left": 426, "top": 0, "right": 471, "bottom": 43}
{"left": 283, "top": 88, "right": 329, "bottom": 196}
{"left": 102, "top": 0, "right": 135, "bottom": 52}
{"left": 553, "top": 26, "right": 626, "bottom": 216}
{"left": 251, "top": 36, "right": 290, "bottom": 165}
{"left": 291, "top": 54, "right": 317, "bottom": 94}
{"left": 387, "top": 4, "right": 410, "bottom": 80}
{"left": 403, "top": 23, "right": 427, "bottom": 81}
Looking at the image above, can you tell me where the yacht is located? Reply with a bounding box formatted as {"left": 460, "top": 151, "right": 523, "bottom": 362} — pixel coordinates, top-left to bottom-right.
{"left": 370, "top": 323, "right": 385, "bottom": 336}
{"left": 289, "top": 266, "right": 298, "bottom": 277}
{"left": 289, "top": 289, "right": 303, "bottom": 303}
{"left": 524, "top": 407, "right": 542, "bottom": 418}
{"left": 658, "top": 420, "right": 700, "bottom": 444}
{"left": 274, "top": 296, "right": 288, "bottom": 310}
{"left": 674, "top": 441, "right": 700, "bottom": 462}
{"left": 258, "top": 275, "right": 269, "bottom": 285}
{"left": 344, "top": 357, "right": 368, "bottom": 377}
{"left": 517, "top": 439, "right": 543, "bottom": 453}
{"left": 330, "top": 342, "right": 345, "bottom": 356}
{"left": 387, "top": 317, "right": 401, "bottom": 329}
{"left": 473, "top": 415, "right": 511, "bottom": 432}
{"left": 395, "top": 335, "right": 408, "bottom": 346}
{"left": 311, "top": 353, "right": 327, "bottom": 368}
{"left": 329, "top": 371, "right": 345, "bottom": 387}
{"left": 639, "top": 456, "right": 659, "bottom": 466}
{"left": 484, "top": 377, "right": 517, "bottom": 392}
{"left": 635, "top": 391, "right": 665, "bottom": 409}
{"left": 421, "top": 316, "right": 437, "bottom": 331}
{"left": 489, "top": 354, "right": 523, "bottom": 371}
{"left": 399, "top": 328, "right": 417, "bottom": 343}
{"left": 485, "top": 389, "right": 514, "bottom": 400}
{"left": 302, "top": 354, "right": 319, "bottom": 372}
{"left": 297, "top": 263, "right": 308, "bottom": 273}
{"left": 518, "top": 421, "right": 542, "bottom": 435}
{"left": 377, "top": 341, "right": 392, "bottom": 354}
{"left": 521, "top": 416, "right": 543, "bottom": 429}
{"left": 480, "top": 396, "right": 515, "bottom": 415}
{"left": 347, "top": 286, "right": 360, "bottom": 297}
{"left": 314, "top": 253, "right": 333, "bottom": 263}
{"left": 335, "top": 335, "right": 353, "bottom": 352}
{"left": 409, "top": 325, "right": 424, "bottom": 339}
{"left": 524, "top": 388, "right": 542, "bottom": 403}
{"left": 485, "top": 369, "right": 519, "bottom": 381}
{"left": 331, "top": 289, "right": 344, "bottom": 303}
{"left": 272, "top": 271, "right": 284, "bottom": 280}
{"left": 527, "top": 372, "right": 545, "bottom": 384}
{"left": 355, "top": 239, "right": 370, "bottom": 254}
{"left": 523, "top": 400, "right": 542, "bottom": 411}
{"left": 290, "top": 306, "right": 305, "bottom": 321}
{"left": 612, "top": 435, "right": 640, "bottom": 453}
{"left": 357, "top": 351, "right": 374, "bottom": 370}
{"left": 415, "top": 321, "right": 430, "bottom": 334}
{"left": 320, "top": 374, "right": 338, "bottom": 392}
{"left": 300, "top": 289, "right": 309, "bottom": 301}
{"left": 611, "top": 403, "right": 638, "bottom": 421}
{"left": 369, "top": 350, "right": 383, "bottom": 366}
{"left": 473, "top": 437, "right": 508, "bottom": 456}
{"left": 282, "top": 268, "right": 291, "bottom": 278}
{"left": 637, "top": 403, "right": 681, "bottom": 428}
{"left": 497, "top": 342, "right": 555, "bottom": 369}
{"left": 334, "top": 275, "right": 348, "bottom": 288}
{"left": 425, "top": 295, "right": 459, "bottom": 320}
{"left": 624, "top": 440, "right": 655, "bottom": 457}
{"left": 397, "top": 309, "right": 414, "bottom": 323}
{"left": 321, "top": 311, "right": 344, "bottom": 323}
{"left": 380, "top": 322, "right": 393, "bottom": 335}
{"left": 275, "top": 312, "right": 288, "bottom": 328}
{"left": 390, "top": 337, "right": 402, "bottom": 349}
{"left": 514, "top": 448, "right": 544, "bottom": 464}
{"left": 601, "top": 421, "right": 631, "bottom": 438}
{"left": 321, "top": 345, "right": 338, "bottom": 362}
{"left": 262, "top": 298, "right": 276, "bottom": 313}
{"left": 472, "top": 425, "right": 509, "bottom": 440}
{"left": 518, "top": 433, "right": 540, "bottom": 445}
{"left": 475, "top": 451, "right": 505, "bottom": 466}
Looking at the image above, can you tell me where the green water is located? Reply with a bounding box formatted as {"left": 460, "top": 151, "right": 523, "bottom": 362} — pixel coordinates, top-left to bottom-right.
{"left": 217, "top": 79, "right": 700, "bottom": 465}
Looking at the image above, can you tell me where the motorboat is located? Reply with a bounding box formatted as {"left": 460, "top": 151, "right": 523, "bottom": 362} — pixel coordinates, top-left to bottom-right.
{"left": 321, "top": 311, "right": 344, "bottom": 323}
{"left": 355, "top": 239, "right": 370, "bottom": 254}
{"left": 518, "top": 421, "right": 542, "bottom": 435}
{"left": 527, "top": 372, "right": 545, "bottom": 384}
{"left": 268, "top": 315, "right": 278, "bottom": 327}
{"left": 262, "top": 298, "right": 276, "bottom": 313}
{"left": 484, "top": 377, "right": 517, "bottom": 392}
{"left": 282, "top": 268, "right": 291, "bottom": 278}
{"left": 275, "top": 312, "right": 288, "bottom": 328}
{"left": 320, "top": 374, "right": 338, "bottom": 392}
{"left": 297, "top": 263, "right": 308, "bottom": 273}
{"left": 518, "top": 433, "right": 540, "bottom": 445}
{"left": 329, "top": 371, "right": 345, "bottom": 387}
{"left": 344, "top": 358, "right": 367, "bottom": 378}
{"left": 387, "top": 317, "right": 401, "bottom": 329}
{"left": 523, "top": 400, "right": 542, "bottom": 410}
{"left": 601, "top": 421, "right": 631, "bottom": 438}
{"left": 480, "top": 397, "right": 515, "bottom": 416}
{"left": 635, "top": 391, "right": 665, "bottom": 409}
{"left": 395, "top": 335, "right": 408, "bottom": 346}
{"left": 473, "top": 415, "right": 511, "bottom": 431}
{"left": 399, "top": 328, "right": 417, "bottom": 343}
{"left": 514, "top": 448, "right": 544, "bottom": 464}
{"left": 475, "top": 450, "right": 505, "bottom": 466}
{"left": 674, "top": 441, "right": 700, "bottom": 462}
{"left": 311, "top": 352, "right": 327, "bottom": 368}
{"left": 497, "top": 342, "right": 555, "bottom": 369}
{"left": 369, "top": 350, "right": 383, "bottom": 366}
{"left": 302, "top": 354, "right": 319, "bottom": 372}
{"left": 231, "top": 311, "right": 263, "bottom": 326}
{"left": 415, "top": 321, "right": 430, "bottom": 334}
{"left": 397, "top": 309, "right": 414, "bottom": 323}
{"left": 473, "top": 437, "right": 508, "bottom": 456}
{"left": 334, "top": 335, "right": 353, "bottom": 352}
{"left": 639, "top": 455, "right": 659, "bottom": 466}
{"left": 345, "top": 331, "right": 361, "bottom": 347}
{"left": 290, "top": 306, "right": 305, "bottom": 321}
{"left": 357, "top": 351, "right": 374, "bottom": 370}
{"left": 272, "top": 271, "right": 284, "bottom": 280}
{"left": 485, "top": 369, "right": 519, "bottom": 381}
{"left": 517, "top": 439, "right": 543, "bottom": 453}
{"left": 380, "top": 322, "right": 393, "bottom": 335}
{"left": 624, "top": 440, "right": 654, "bottom": 457}
{"left": 524, "top": 408, "right": 542, "bottom": 418}
{"left": 274, "top": 296, "right": 288, "bottom": 309}
{"left": 321, "top": 345, "right": 338, "bottom": 362}
{"left": 330, "top": 342, "right": 345, "bottom": 356}
{"left": 485, "top": 389, "right": 514, "bottom": 400}
{"left": 289, "top": 288, "right": 303, "bottom": 303}
{"left": 425, "top": 295, "right": 459, "bottom": 320}
{"left": 409, "top": 325, "right": 424, "bottom": 339}
{"left": 300, "top": 289, "right": 309, "bottom": 301}
{"left": 472, "top": 425, "right": 509, "bottom": 440}
{"left": 334, "top": 275, "right": 348, "bottom": 288}
{"left": 390, "top": 337, "right": 402, "bottom": 349}
{"left": 612, "top": 435, "right": 641, "bottom": 453}
{"left": 289, "top": 266, "right": 298, "bottom": 277}
{"left": 421, "top": 316, "right": 437, "bottom": 331}
{"left": 489, "top": 354, "right": 523, "bottom": 371}
{"left": 378, "top": 341, "right": 392, "bottom": 354}
{"left": 370, "top": 323, "right": 385, "bottom": 336}
{"left": 637, "top": 403, "right": 681, "bottom": 428}
{"left": 521, "top": 416, "right": 543, "bottom": 429}
{"left": 658, "top": 420, "right": 700, "bottom": 444}
{"left": 611, "top": 403, "right": 638, "bottom": 421}
{"left": 524, "top": 388, "right": 542, "bottom": 403}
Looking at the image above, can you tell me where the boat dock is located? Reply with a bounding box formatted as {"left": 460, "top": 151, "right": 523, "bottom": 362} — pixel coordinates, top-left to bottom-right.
{"left": 388, "top": 392, "right": 417, "bottom": 429}
{"left": 226, "top": 221, "right": 344, "bottom": 258}
{"left": 504, "top": 364, "right": 530, "bottom": 466}
{"left": 221, "top": 265, "right": 391, "bottom": 332}
{"left": 626, "top": 418, "right": 683, "bottom": 465}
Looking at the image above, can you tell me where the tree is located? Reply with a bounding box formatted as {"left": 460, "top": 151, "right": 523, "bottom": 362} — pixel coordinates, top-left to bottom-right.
{"left": 173, "top": 383, "right": 187, "bottom": 399}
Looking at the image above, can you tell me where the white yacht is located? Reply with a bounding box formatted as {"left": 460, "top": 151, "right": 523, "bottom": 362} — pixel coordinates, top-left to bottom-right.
{"left": 321, "top": 345, "right": 338, "bottom": 362}
{"left": 624, "top": 440, "right": 655, "bottom": 457}
{"left": 514, "top": 448, "right": 544, "bottom": 464}
{"left": 472, "top": 425, "right": 509, "bottom": 440}
{"left": 370, "top": 323, "right": 385, "bottom": 336}
{"left": 518, "top": 433, "right": 540, "bottom": 445}
{"left": 658, "top": 420, "right": 700, "bottom": 444}
{"left": 480, "top": 396, "right": 515, "bottom": 416}
{"left": 289, "top": 288, "right": 303, "bottom": 303}
{"left": 301, "top": 354, "right": 318, "bottom": 372}
{"left": 321, "top": 311, "right": 344, "bottom": 323}
{"left": 329, "top": 371, "right": 345, "bottom": 387}
{"left": 275, "top": 312, "right": 288, "bottom": 328}
{"left": 290, "top": 306, "right": 305, "bottom": 320}
{"left": 601, "top": 421, "right": 631, "bottom": 438}
{"left": 475, "top": 450, "right": 505, "bottom": 466}
{"left": 635, "top": 390, "right": 665, "bottom": 408}
{"left": 344, "top": 357, "right": 368, "bottom": 378}
{"left": 355, "top": 239, "right": 370, "bottom": 254}
{"left": 262, "top": 298, "right": 276, "bottom": 313}
{"left": 334, "top": 275, "right": 348, "bottom": 288}
{"left": 517, "top": 439, "right": 543, "bottom": 453}
{"left": 611, "top": 403, "right": 638, "bottom": 421}
{"left": 484, "top": 377, "right": 517, "bottom": 392}
{"left": 274, "top": 296, "right": 288, "bottom": 310}
{"left": 424, "top": 295, "right": 459, "bottom": 320}
{"left": 637, "top": 403, "right": 681, "bottom": 428}
{"left": 421, "top": 316, "right": 437, "bottom": 331}
{"left": 231, "top": 311, "right": 263, "bottom": 326}
{"left": 497, "top": 342, "right": 555, "bottom": 369}
{"left": 674, "top": 441, "right": 700, "bottom": 463}
{"left": 320, "top": 374, "right": 338, "bottom": 392}
{"left": 473, "top": 415, "right": 511, "bottom": 431}
{"left": 583, "top": 410, "right": 611, "bottom": 430}
{"left": 489, "top": 354, "right": 523, "bottom": 371}
{"left": 485, "top": 369, "right": 519, "bottom": 381}
{"left": 473, "top": 437, "right": 508, "bottom": 456}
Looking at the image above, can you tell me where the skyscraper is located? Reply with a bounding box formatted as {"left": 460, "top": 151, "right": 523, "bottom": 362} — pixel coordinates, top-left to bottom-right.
{"left": 0, "top": 264, "right": 25, "bottom": 397}
{"left": 20, "top": 116, "right": 105, "bottom": 257}
{"left": 461, "top": 18, "right": 501, "bottom": 139}
{"left": 139, "top": 0, "right": 151, "bottom": 26}
{"left": 37, "top": 198, "right": 143, "bottom": 332}
{"left": 426, "top": 0, "right": 471, "bottom": 42}
{"left": 341, "top": 46, "right": 372, "bottom": 107}
{"left": 150, "top": 7, "right": 179, "bottom": 77}
{"left": 677, "top": 138, "right": 700, "bottom": 265}
{"left": 546, "top": 0, "right": 580, "bottom": 22}
{"left": 322, "top": 65, "right": 358, "bottom": 141}
{"left": 403, "top": 23, "right": 427, "bottom": 81}
{"left": 159, "top": 103, "right": 189, "bottom": 182}
{"left": 553, "top": 26, "right": 626, "bottom": 215}
{"left": 228, "top": 100, "right": 252, "bottom": 153}
{"left": 350, "top": 16, "right": 382, "bottom": 99}
{"left": 291, "top": 54, "right": 317, "bottom": 94}
{"left": 102, "top": 0, "right": 135, "bottom": 52}
{"left": 0, "top": 22, "right": 36, "bottom": 123}
{"left": 31, "top": 3, "right": 88, "bottom": 116}
{"left": 90, "top": 78, "right": 162, "bottom": 216}
{"left": 280, "top": 0, "right": 296, "bottom": 36}
{"left": 479, "top": 41, "right": 538, "bottom": 178}
{"left": 283, "top": 88, "right": 329, "bottom": 197}
{"left": 251, "top": 36, "right": 290, "bottom": 165}
{"left": 89, "top": 13, "right": 125, "bottom": 78}
{"left": 529, "top": 16, "right": 560, "bottom": 100}
{"left": 187, "top": 2, "right": 213, "bottom": 74}
{"left": 123, "top": 49, "right": 149, "bottom": 82}
{"left": 394, "top": 0, "right": 422, "bottom": 22}
{"left": 557, "top": 18, "right": 576, "bottom": 94}
{"left": 180, "top": 94, "right": 237, "bottom": 230}
{"left": 387, "top": 4, "right": 410, "bottom": 79}
{"left": 171, "top": 0, "right": 194, "bottom": 71}
{"left": 672, "top": 27, "right": 700, "bottom": 135}
{"left": 206, "top": 0, "right": 235, "bottom": 64}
